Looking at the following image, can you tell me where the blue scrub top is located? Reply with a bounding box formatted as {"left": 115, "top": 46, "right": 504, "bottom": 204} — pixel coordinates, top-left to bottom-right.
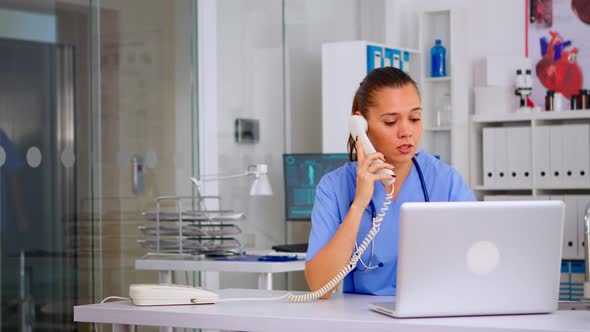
{"left": 306, "top": 151, "right": 475, "bottom": 296}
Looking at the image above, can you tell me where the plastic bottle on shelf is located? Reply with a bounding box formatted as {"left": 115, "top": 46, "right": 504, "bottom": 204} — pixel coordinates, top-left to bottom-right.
{"left": 436, "top": 93, "right": 451, "bottom": 127}
{"left": 430, "top": 39, "right": 446, "bottom": 77}
{"left": 554, "top": 92, "right": 564, "bottom": 111}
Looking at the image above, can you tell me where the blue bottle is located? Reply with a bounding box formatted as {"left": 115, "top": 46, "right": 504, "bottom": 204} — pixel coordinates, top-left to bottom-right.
{"left": 430, "top": 39, "right": 446, "bottom": 77}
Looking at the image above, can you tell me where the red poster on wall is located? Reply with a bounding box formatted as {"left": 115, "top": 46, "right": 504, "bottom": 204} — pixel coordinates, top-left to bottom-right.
{"left": 528, "top": 0, "right": 589, "bottom": 106}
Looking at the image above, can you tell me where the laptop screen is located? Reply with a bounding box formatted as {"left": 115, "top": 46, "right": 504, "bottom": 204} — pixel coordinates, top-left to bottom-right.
{"left": 283, "top": 153, "right": 349, "bottom": 221}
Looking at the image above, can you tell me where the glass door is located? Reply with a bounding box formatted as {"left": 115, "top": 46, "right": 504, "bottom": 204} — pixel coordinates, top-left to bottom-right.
{"left": 0, "top": 3, "right": 78, "bottom": 329}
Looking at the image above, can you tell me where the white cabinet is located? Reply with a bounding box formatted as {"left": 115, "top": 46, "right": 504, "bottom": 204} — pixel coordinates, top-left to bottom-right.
{"left": 321, "top": 41, "right": 419, "bottom": 154}
{"left": 472, "top": 111, "right": 590, "bottom": 260}
{"left": 418, "top": 9, "right": 469, "bottom": 177}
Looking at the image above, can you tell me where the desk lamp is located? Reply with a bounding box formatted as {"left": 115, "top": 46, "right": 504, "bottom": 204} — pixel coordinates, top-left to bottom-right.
{"left": 190, "top": 164, "right": 273, "bottom": 199}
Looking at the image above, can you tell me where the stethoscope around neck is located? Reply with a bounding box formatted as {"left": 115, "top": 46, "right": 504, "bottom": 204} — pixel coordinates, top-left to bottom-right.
{"left": 355, "top": 155, "right": 429, "bottom": 272}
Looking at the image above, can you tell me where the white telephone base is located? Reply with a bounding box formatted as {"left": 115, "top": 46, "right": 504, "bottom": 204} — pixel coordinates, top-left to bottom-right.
{"left": 129, "top": 284, "right": 219, "bottom": 306}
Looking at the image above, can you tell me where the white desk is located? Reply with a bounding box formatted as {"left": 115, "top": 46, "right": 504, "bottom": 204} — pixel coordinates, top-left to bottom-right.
{"left": 135, "top": 255, "right": 305, "bottom": 290}
{"left": 75, "top": 288, "right": 590, "bottom": 332}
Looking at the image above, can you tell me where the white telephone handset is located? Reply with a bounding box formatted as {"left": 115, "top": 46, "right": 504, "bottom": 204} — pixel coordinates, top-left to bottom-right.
{"left": 349, "top": 115, "right": 395, "bottom": 186}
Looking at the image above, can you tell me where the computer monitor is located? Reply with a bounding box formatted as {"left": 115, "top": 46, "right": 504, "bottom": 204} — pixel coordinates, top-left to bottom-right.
{"left": 283, "top": 153, "right": 349, "bottom": 221}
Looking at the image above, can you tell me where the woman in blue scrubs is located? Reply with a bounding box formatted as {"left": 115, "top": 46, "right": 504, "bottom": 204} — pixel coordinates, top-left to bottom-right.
{"left": 304, "top": 67, "right": 475, "bottom": 298}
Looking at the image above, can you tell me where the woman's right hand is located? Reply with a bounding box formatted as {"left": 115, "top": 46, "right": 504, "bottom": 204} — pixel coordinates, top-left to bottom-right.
{"left": 352, "top": 138, "right": 395, "bottom": 210}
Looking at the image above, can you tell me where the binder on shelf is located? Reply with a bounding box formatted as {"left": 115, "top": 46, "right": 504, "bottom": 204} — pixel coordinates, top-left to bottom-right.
{"left": 562, "top": 125, "right": 578, "bottom": 187}
{"left": 576, "top": 196, "right": 590, "bottom": 260}
{"left": 557, "top": 195, "right": 579, "bottom": 260}
{"left": 366, "top": 45, "right": 383, "bottom": 73}
{"left": 534, "top": 126, "right": 551, "bottom": 187}
{"left": 506, "top": 127, "right": 532, "bottom": 187}
{"left": 494, "top": 127, "right": 508, "bottom": 187}
{"left": 402, "top": 51, "right": 410, "bottom": 73}
{"left": 573, "top": 124, "right": 590, "bottom": 186}
{"left": 384, "top": 48, "right": 401, "bottom": 69}
{"left": 482, "top": 127, "right": 495, "bottom": 186}
{"left": 550, "top": 126, "right": 566, "bottom": 187}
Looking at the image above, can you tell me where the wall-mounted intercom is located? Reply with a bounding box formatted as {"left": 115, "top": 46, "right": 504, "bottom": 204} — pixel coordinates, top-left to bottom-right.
{"left": 235, "top": 118, "right": 260, "bottom": 144}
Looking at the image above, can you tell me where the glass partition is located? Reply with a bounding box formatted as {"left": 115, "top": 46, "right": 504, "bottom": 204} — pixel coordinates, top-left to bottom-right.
{"left": 215, "top": 0, "right": 287, "bottom": 289}
{"left": 88, "top": 0, "right": 200, "bottom": 313}
{"left": 0, "top": 0, "right": 199, "bottom": 330}
{"left": 282, "top": 0, "right": 363, "bottom": 291}
{"left": 0, "top": 1, "right": 81, "bottom": 330}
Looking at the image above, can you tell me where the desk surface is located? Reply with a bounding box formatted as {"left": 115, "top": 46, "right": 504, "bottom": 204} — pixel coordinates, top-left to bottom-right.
{"left": 135, "top": 256, "right": 305, "bottom": 273}
{"left": 74, "top": 289, "right": 590, "bottom": 332}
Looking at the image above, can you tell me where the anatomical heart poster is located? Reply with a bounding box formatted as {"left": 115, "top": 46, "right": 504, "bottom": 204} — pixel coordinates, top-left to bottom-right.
{"left": 528, "top": 0, "right": 589, "bottom": 107}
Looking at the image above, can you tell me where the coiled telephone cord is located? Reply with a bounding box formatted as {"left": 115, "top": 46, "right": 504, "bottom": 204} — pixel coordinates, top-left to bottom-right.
{"left": 288, "top": 187, "right": 394, "bottom": 303}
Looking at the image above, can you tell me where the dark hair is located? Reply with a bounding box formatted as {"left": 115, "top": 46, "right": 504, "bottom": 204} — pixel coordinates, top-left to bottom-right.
{"left": 347, "top": 67, "right": 420, "bottom": 161}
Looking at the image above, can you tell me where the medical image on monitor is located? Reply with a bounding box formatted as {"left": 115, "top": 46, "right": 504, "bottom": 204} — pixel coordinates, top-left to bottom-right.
{"left": 283, "top": 153, "right": 349, "bottom": 221}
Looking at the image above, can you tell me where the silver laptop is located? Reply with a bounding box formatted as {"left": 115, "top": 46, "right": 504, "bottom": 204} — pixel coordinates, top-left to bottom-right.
{"left": 369, "top": 200, "right": 564, "bottom": 318}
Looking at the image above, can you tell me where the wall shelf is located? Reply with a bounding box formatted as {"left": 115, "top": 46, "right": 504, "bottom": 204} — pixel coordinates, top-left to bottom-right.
{"left": 418, "top": 8, "right": 468, "bottom": 177}
{"left": 475, "top": 185, "right": 590, "bottom": 191}
{"left": 472, "top": 110, "right": 590, "bottom": 123}
{"left": 471, "top": 109, "right": 590, "bottom": 262}
{"left": 424, "top": 76, "right": 452, "bottom": 82}
{"left": 474, "top": 185, "right": 532, "bottom": 191}
{"left": 424, "top": 127, "right": 451, "bottom": 132}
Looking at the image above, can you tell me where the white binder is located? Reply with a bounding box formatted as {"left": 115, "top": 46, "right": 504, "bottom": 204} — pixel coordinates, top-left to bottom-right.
{"left": 534, "top": 126, "right": 551, "bottom": 188}
{"left": 576, "top": 195, "right": 590, "bottom": 260}
{"left": 556, "top": 195, "right": 578, "bottom": 259}
{"left": 549, "top": 126, "right": 565, "bottom": 188}
{"left": 507, "top": 127, "right": 532, "bottom": 188}
{"left": 482, "top": 127, "right": 495, "bottom": 187}
{"left": 573, "top": 124, "right": 590, "bottom": 186}
{"left": 494, "top": 127, "right": 508, "bottom": 187}
{"left": 562, "top": 124, "right": 575, "bottom": 187}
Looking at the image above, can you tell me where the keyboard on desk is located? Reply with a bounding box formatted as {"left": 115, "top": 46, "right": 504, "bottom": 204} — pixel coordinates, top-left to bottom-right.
{"left": 272, "top": 243, "right": 308, "bottom": 253}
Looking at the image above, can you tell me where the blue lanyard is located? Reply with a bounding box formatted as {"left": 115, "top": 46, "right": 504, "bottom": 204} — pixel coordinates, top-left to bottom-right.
{"left": 368, "top": 156, "right": 429, "bottom": 219}
{"left": 358, "top": 156, "right": 430, "bottom": 272}
{"left": 413, "top": 156, "right": 430, "bottom": 202}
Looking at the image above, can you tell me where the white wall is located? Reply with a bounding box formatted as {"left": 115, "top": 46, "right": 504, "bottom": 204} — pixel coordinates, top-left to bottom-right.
{"left": 216, "top": 0, "right": 286, "bottom": 289}
{"left": 285, "top": 0, "right": 361, "bottom": 154}
{"left": 284, "top": 0, "right": 363, "bottom": 291}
